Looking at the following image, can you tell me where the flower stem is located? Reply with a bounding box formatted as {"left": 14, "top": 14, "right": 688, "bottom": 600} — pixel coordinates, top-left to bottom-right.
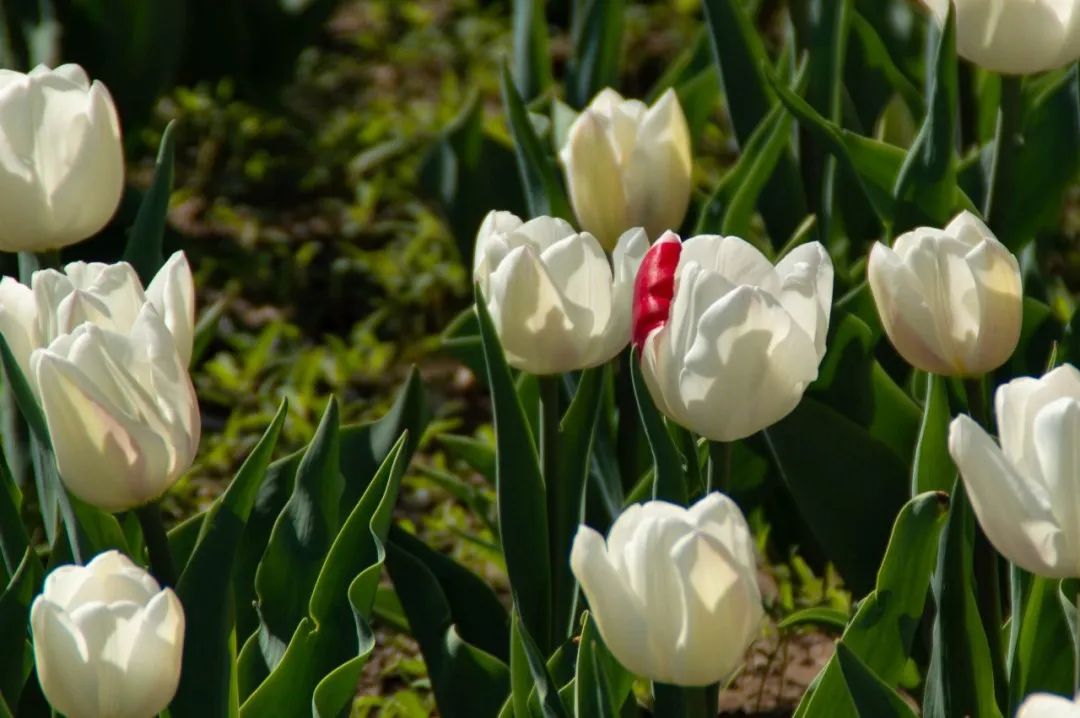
{"left": 539, "top": 374, "right": 564, "bottom": 648}
{"left": 653, "top": 683, "right": 718, "bottom": 718}
{"left": 706, "top": 441, "right": 731, "bottom": 495}
{"left": 136, "top": 502, "right": 177, "bottom": 588}
{"left": 985, "top": 75, "right": 1024, "bottom": 234}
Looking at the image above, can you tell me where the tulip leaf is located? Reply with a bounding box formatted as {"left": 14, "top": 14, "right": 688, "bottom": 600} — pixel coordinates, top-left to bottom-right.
{"left": 0, "top": 446, "right": 27, "bottom": 583}
{"left": 834, "top": 645, "right": 918, "bottom": 718}
{"left": 564, "top": 0, "right": 624, "bottom": 109}
{"left": 847, "top": 11, "right": 924, "bottom": 121}
{"left": 511, "top": 609, "right": 571, "bottom": 718}
{"left": 912, "top": 373, "right": 954, "bottom": 495}
{"left": 923, "top": 485, "right": 1004, "bottom": 718}
{"left": 124, "top": 120, "right": 175, "bottom": 285}
{"left": 549, "top": 366, "right": 605, "bottom": 644}
{"left": 777, "top": 606, "right": 850, "bottom": 632}
{"left": 1007, "top": 574, "right": 1074, "bottom": 708}
{"left": 0, "top": 549, "right": 41, "bottom": 709}
{"left": 997, "top": 66, "right": 1080, "bottom": 249}
{"left": 170, "top": 401, "right": 287, "bottom": 718}
{"left": 795, "top": 491, "right": 949, "bottom": 717}
{"left": 702, "top": 0, "right": 808, "bottom": 246}
{"left": 765, "top": 396, "right": 911, "bottom": 596}
{"left": 254, "top": 398, "right": 343, "bottom": 672}
{"left": 629, "top": 348, "right": 685, "bottom": 505}
{"left": 475, "top": 286, "right": 553, "bottom": 653}
{"left": 892, "top": 7, "right": 958, "bottom": 232}
{"left": 441, "top": 307, "right": 486, "bottom": 386}
{"left": 385, "top": 528, "right": 510, "bottom": 718}
{"left": 574, "top": 612, "right": 632, "bottom": 718}
{"left": 242, "top": 434, "right": 410, "bottom": 718}
{"left": 500, "top": 65, "right": 572, "bottom": 222}
{"left": 437, "top": 433, "right": 496, "bottom": 485}
{"left": 510, "top": 0, "right": 552, "bottom": 101}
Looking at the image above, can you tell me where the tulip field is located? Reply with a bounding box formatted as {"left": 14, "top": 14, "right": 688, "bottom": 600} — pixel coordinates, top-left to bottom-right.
{"left": 4, "top": 0, "right": 1080, "bottom": 716}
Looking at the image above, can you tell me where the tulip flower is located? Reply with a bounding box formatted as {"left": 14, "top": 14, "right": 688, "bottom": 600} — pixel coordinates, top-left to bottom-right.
{"left": 473, "top": 211, "right": 648, "bottom": 375}
{"left": 868, "top": 211, "right": 1022, "bottom": 377}
{"left": 0, "top": 253, "right": 198, "bottom": 512}
{"left": 559, "top": 88, "right": 691, "bottom": 252}
{"left": 924, "top": 0, "right": 1080, "bottom": 75}
{"left": 570, "top": 493, "right": 763, "bottom": 686}
{"left": 0, "top": 251, "right": 195, "bottom": 378}
{"left": 0, "top": 64, "right": 124, "bottom": 251}
{"left": 1016, "top": 693, "right": 1080, "bottom": 717}
{"left": 949, "top": 364, "right": 1080, "bottom": 578}
{"left": 30, "top": 551, "right": 185, "bottom": 718}
{"left": 633, "top": 231, "right": 833, "bottom": 442}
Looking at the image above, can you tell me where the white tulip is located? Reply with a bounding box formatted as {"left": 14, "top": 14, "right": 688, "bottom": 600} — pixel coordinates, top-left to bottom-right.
{"left": 949, "top": 364, "right": 1080, "bottom": 578}
{"left": 570, "top": 493, "right": 763, "bottom": 686}
{"left": 559, "top": 88, "right": 691, "bottom": 252}
{"left": 0, "top": 64, "right": 124, "bottom": 251}
{"left": 869, "top": 211, "right": 1021, "bottom": 377}
{"left": 0, "top": 253, "right": 198, "bottom": 512}
{"left": 30, "top": 551, "right": 185, "bottom": 718}
{"left": 925, "top": 0, "right": 1080, "bottom": 75}
{"left": 0, "top": 251, "right": 195, "bottom": 378}
{"left": 1017, "top": 693, "right": 1080, "bottom": 717}
{"left": 473, "top": 211, "right": 648, "bottom": 375}
{"left": 633, "top": 231, "right": 833, "bottom": 442}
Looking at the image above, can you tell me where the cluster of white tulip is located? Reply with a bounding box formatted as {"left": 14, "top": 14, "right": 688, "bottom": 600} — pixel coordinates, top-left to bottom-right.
{"left": 0, "top": 65, "right": 190, "bottom": 717}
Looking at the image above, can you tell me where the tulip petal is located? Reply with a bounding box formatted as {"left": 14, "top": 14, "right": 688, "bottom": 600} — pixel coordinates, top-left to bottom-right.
{"left": 569, "top": 526, "right": 653, "bottom": 679}
{"left": 996, "top": 365, "right": 1080, "bottom": 480}
{"left": 688, "top": 492, "right": 759, "bottom": 578}
{"left": 146, "top": 252, "right": 196, "bottom": 366}
{"left": 1032, "top": 397, "right": 1080, "bottom": 567}
{"left": 679, "top": 235, "right": 780, "bottom": 295}
{"left": 1016, "top": 693, "right": 1080, "bottom": 718}
{"left": 31, "top": 598, "right": 95, "bottom": 718}
{"left": 775, "top": 243, "right": 834, "bottom": 360}
{"left": 472, "top": 210, "right": 523, "bottom": 277}
{"left": 120, "top": 591, "right": 185, "bottom": 718}
{"left": 539, "top": 231, "right": 614, "bottom": 339}
{"left": 625, "top": 88, "right": 692, "bottom": 242}
{"left": 953, "top": 0, "right": 1072, "bottom": 74}
{"left": 964, "top": 237, "right": 1022, "bottom": 374}
{"left": 0, "top": 276, "right": 39, "bottom": 375}
{"left": 560, "top": 109, "right": 628, "bottom": 251}
{"left": 949, "top": 414, "right": 1067, "bottom": 576}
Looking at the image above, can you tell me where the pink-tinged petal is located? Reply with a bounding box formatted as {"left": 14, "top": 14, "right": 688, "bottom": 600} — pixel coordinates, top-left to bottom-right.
{"left": 632, "top": 231, "right": 681, "bottom": 350}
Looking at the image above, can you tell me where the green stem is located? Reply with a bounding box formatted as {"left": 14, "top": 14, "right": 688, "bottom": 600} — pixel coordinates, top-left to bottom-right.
{"left": 539, "top": 375, "right": 564, "bottom": 647}
{"left": 964, "top": 377, "right": 1007, "bottom": 710}
{"left": 985, "top": 75, "right": 1024, "bottom": 233}
{"left": 706, "top": 442, "right": 731, "bottom": 495}
{"left": 1074, "top": 588, "right": 1080, "bottom": 696}
{"left": 652, "top": 683, "right": 718, "bottom": 718}
{"left": 18, "top": 250, "right": 62, "bottom": 281}
{"left": 136, "top": 502, "right": 176, "bottom": 588}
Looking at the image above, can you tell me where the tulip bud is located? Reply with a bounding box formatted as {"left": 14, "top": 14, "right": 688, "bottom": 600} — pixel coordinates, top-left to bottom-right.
{"left": 1017, "top": 693, "right": 1080, "bottom": 717}
{"left": 0, "top": 253, "right": 199, "bottom": 512}
{"left": 924, "top": 0, "right": 1080, "bottom": 75}
{"left": 948, "top": 364, "right": 1080, "bottom": 577}
{"left": 31, "top": 551, "right": 185, "bottom": 718}
{"left": 473, "top": 210, "right": 648, "bottom": 375}
{"left": 633, "top": 232, "right": 833, "bottom": 442}
{"left": 570, "top": 493, "right": 763, "bottom": 686}
{"left": 868, "top": 211, "right": 1022, "bottom": 377}
{"left": 559, "top": 88, "right": 691, "bottom": 252}
{"left": 0, "top": 64, "right": 124, "bottom": 251}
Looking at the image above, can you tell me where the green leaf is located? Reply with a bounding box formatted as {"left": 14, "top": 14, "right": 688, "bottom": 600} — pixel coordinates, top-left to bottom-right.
{"left": 997, "top": 66, "right": 1080, "bottom": 249}
{"left": 437, "top": 433, "right": 495, "bottom": 485}
{"left": 628, "top": 348, "right": 684, "bottom": 505}
{"left": 892, "top": 7, "right": 958, "bottom": 231}
{"left": 847, "top": 11, "right": 924, "bottom": 119}
{"left": 123, "top": 120, "right": 175, "bottom": 284}
{"left": 475, "top": 286, "right": 552, "bottom": 653}
{"left": 765, "top": 397, "right": 911, "bottom": 596}
{"left": 242, "top": 435, "right": 411, "bottom": 718}
{"left": 777, "top": 606, "right": 850, "bottom": 632}
{"left": 170, "top": 401, "right": 288, "bottom": 718}
{"left": 511, "top": 0, "right": 552, "bottom": 101}
{"left": 1008, "top": 575, "right": 1073, "bottom": 709}
{"left": 0, "top": 443, "right": 27, "bottom": 583}
{"left": 912, "top": 373, "right": 954, "bottom": 495}
{"left": 385, "top": 531, "right": 510, "bottom": 718}
{"left": 500, "top": 65, "right": 572, "bottom": 221}
{"left": 511, "top": 610, "right": 570, "bottom": 718}
{"left": 549, "top": 367, "right": 605, "bottom": 643}
{"left": 254, "top": 398, "right": 343, "bottom": 671}
{"left": 923, "top": 485, "right": 1004, "bottom": 718}
{"left": 574, "top": 612, "right": 632, "bottom": 718}
{"left": 834, "top": 645, "right": 919, "bottom": 718}
{"left": 0, "top": 550, "right": 42, "bottom": 709}
{"left": 565, "top": 0, "right": 624, "bottom": 109}
{"left": 702, "top": 0, "right": 808, "bottom": 245}
{"left": 795, "top": 491, "right": 949, "bottom": 717}
{"left": 190, "top": 298, "right": 226, "bottom": 367}
{"left": 441, "top": 307, "right": 486, "bottom": 384}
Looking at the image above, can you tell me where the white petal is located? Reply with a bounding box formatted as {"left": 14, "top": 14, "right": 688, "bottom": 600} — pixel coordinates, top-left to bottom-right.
{"left": 963, "top": 236, "right": 1022, "bottom": 374}
{"left": 120, "top": 591, "right": 184, "bottom": 718}
{"left": 31, "top": 598, "right": 96, "bottom": 718}
{"left": 949, "top": 414, "right": 1068, "bottom": 576}
{"left": 560, "top": 109, "right": 628, "bottom": 252}
{"left": 1032, "top": 398, "right": 1080, "bottom": 567}
{"left": 679, "top": 235, "right": 780, "bottom": 295}
{"left": 1016, "top": 693, "right": 1080, "bottom": 718}
{"left": 624, "top": 88, "right": 692, "bottom": 242}
{"left": 996, "top": 365, "right": 1080, "bottom": 480}
{"left": 775, "top": 242, "right": 833, "bottom": 360}
{"left": 146, "top": 252, "right": 195, "bottom": 366}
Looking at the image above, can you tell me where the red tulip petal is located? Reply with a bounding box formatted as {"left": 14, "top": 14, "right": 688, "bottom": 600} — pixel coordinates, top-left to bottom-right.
{"left": 632, "top": 231, "right": 682, "bottom": 351}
